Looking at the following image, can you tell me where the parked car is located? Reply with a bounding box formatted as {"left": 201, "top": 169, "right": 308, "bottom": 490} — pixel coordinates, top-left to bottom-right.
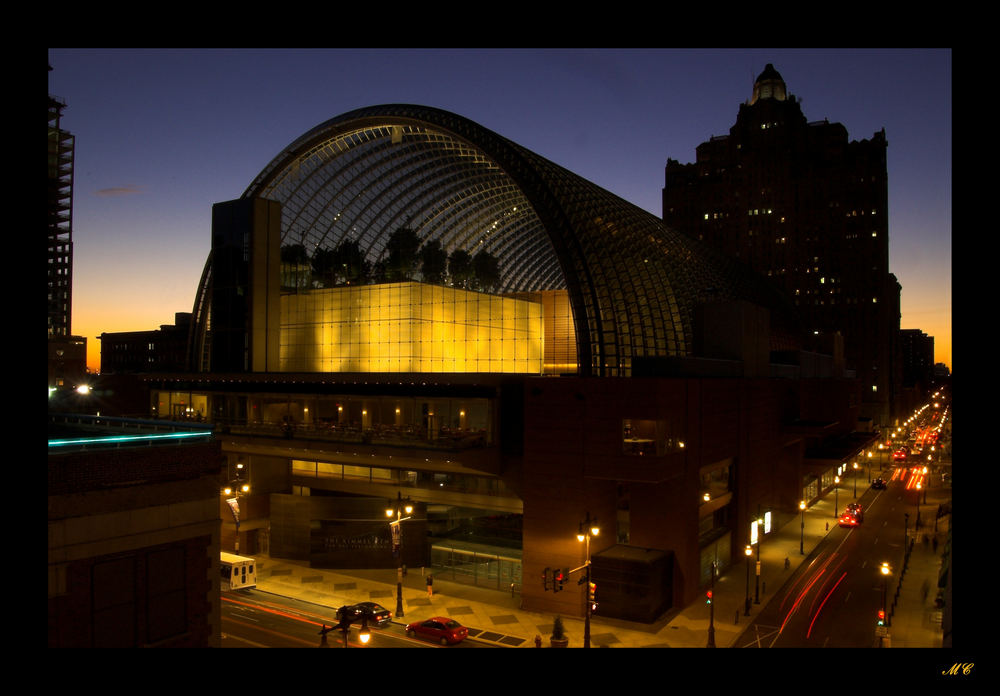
{"left": 336, "top": 602, "right": 393, "bottom": 628}
{"left": 405, "top": 617, "right": 469, "bottom": 645}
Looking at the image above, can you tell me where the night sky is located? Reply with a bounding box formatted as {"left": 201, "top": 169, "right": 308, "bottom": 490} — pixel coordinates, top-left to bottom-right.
{"left": 47, "top": 48, "right": 951, "bottom": 373}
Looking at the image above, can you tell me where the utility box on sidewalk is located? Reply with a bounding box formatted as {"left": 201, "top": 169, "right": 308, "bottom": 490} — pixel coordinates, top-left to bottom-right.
{"left": 591, "top": 545, "right": 673, "bottom": 623}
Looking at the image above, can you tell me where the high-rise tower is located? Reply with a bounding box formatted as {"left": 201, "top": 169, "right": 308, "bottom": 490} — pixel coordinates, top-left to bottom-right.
{"left": 663, "top": 64, "right": 901, "bottom": 429}
{"left": 48, "top": 90, "right": 74, "bottom": 338}
{"left": 48, "top": 69, "right": 87, "bottom": 392}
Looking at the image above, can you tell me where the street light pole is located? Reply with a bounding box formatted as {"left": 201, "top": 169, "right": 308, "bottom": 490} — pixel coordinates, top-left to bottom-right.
{"left": 707, "top": 560, "right": 716, "bottom": 648}
{"left": 853, "top": 462, "right": 859, "bottom": 498}
{"left": 880, "top": 562, "right": 891, "bottom": 628}
{"left": 799, "top": 500, "right": 806, "bottom": 555}
{"left": 576, "top": 512, "right": 599, "bottom": 649}
{"left": 744, "top": 544, "right": 753, "bottom": 616}
{"left": 223, "top": 460, "right": 250, "bottom": 554}
{"left": 754, "top": 514, "right": 762, "bottom": 605}
{"left": 387, "top": 492, "right": 413, "bottom": 618}
{"left": 834, "top": 475, "right": 840, "bottom": 517}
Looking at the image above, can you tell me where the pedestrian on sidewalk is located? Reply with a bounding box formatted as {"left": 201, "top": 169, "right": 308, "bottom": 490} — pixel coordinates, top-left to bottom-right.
{"left": 426, "top": 573, "right": 434, "bottom": 598}
{"left": 932, "top": 535, "right": 939, "bottom": 553}
{"left": 921, "top": 579, "right": 930, "bottom": 602}
{"left": 784, "top": 556, "right": 790, "bottom": 570}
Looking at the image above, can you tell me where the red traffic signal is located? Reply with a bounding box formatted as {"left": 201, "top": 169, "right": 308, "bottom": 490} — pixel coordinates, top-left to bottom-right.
{"left": 553, "top": 569, "right": 566, "bottom": 592}
{"left": 877, "top": 609, "right": 886, "bottom": 626}
{"left": 706, "top": 590, "right": 713, "bottom": 605}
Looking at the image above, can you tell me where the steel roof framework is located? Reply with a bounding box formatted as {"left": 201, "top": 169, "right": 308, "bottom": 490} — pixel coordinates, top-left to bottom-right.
{"left": 192, "top": 105, "right": 801, "bottom": 376}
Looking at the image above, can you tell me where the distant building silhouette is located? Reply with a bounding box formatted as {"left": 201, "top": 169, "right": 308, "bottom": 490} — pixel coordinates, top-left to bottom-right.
{"left": 663, "top": 64, "right": 902, "bottom": 431}
{"left": 900, "top": 328, "right": 935, "bottom": 390}
{"left": 99, "top": 312, "right": 193, "bottom": 374}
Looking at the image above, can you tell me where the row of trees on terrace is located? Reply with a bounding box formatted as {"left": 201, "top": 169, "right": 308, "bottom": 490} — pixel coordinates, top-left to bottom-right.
{"left": 281, "top": 228, "right": 501, "bottom": 293}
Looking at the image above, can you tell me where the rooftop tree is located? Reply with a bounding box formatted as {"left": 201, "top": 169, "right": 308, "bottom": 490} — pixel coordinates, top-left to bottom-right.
{"left": 419, "top": 238, "right": 448, "bottom": 285}
{"left": 447, "top": 248, "right": 474, "bottom": 289}
{"left": 383, "top": 227, "right": 422, "bottom": 282}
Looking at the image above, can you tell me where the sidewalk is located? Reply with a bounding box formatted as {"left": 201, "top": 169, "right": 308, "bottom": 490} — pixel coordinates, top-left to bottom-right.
{"left": 249, "top": 469, "right": 949, "bottom": 648}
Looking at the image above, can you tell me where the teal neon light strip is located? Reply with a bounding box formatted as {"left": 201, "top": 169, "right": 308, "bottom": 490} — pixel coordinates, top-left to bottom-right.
{"left": 48, "top": 430, "right": 211, "bottom": 448}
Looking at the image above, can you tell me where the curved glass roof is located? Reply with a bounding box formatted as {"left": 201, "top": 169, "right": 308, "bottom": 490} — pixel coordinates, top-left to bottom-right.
{"left": 193, "top": 104, "right": 802, "bottom": 376}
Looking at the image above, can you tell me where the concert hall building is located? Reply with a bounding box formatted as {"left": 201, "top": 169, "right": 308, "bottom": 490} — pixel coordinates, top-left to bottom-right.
{"left": 144, "top": 104, "right": 870, "bottom": 621}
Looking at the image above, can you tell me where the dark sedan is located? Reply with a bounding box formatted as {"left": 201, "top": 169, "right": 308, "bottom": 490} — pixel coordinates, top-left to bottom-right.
{"left": 405, "top": 617, "right": 469, "bottom": 645}
{"left": 872, "top": 477, "right": 886, "bottom": 490}
{"left": 336, "top": 602, "right": 393, "bottom": 628}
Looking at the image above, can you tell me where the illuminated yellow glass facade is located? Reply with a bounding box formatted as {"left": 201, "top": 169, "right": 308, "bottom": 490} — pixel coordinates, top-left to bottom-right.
{"left": 280, "top": 282, "right": 544, "bottom": 374}
{"left": 512, "top": 289, "right": 578, "bottom": 375}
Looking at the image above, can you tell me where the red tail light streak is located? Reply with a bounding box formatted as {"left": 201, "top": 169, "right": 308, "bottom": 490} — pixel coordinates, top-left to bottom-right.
{"left": 806, "top": 571, "right": 848, "bottom": 639}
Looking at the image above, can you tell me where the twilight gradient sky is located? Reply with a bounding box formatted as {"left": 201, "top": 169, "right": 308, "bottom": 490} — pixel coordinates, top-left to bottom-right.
{"left": 47, "top": 48, "right": 951, "bottom": 374}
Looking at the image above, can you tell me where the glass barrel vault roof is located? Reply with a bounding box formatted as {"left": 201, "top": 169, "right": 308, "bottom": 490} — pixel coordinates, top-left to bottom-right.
{"left": 197, "top": 104, "right": 801, "bottom": 377}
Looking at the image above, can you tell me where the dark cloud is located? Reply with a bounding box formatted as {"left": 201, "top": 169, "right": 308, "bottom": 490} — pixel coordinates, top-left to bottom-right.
{"left": 96, "top": 185, "right": 143, "bottom": 197}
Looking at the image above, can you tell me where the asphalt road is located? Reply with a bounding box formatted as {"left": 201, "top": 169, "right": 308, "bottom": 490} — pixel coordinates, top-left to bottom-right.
{"left": 221, "top": 590, "right": 487, "bottom": 648}
{"left": 733, "top": 480, "right": 909, "bottom": 648}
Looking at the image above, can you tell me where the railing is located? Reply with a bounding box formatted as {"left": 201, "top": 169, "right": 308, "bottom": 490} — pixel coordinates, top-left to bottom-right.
{"left": 226, "top": 420, "right": 490, "bottom": 452}
{"left": 291, "top": 459, "right": 515, "bottom": 499}
{"left": 48, "top": 413, "right": 214, "bottom": 452}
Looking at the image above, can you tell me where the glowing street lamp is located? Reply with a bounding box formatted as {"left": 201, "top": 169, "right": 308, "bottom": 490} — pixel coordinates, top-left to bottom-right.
{"left": 387, "top": 491, "right": 414, "bottom": 617}
{"left": 744, "top": 544, "right": 753, "bottom": 616}
{"left": 577, "top": 512, "right": 600, "bottom": 649}
{"left": 222, "top": 458, "right": 250, "bottom": 554}
{"left": 754, "top": 514, "right": 763, "bottom": 605}
{"left": 799, "top": 500, "right": 807, "bottom": 555}
{"left": 879, "top": 561, "right": 892, "bottom": 632}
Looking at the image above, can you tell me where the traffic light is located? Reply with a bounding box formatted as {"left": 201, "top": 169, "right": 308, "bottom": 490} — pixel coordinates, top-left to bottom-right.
{"left": 589, "top": 581, "right": 598, "bottom": 613}
{"left": 543, "top": 567, "right": 551, "bottom": 591}
{"left": 553, "top": 568, "right": 565, "bottom": 592}
{"left": 705, "top": 589, "right": 713, "bottom": 605}
{"left": 877, "top": 609, "right": 886, "bottom": 626}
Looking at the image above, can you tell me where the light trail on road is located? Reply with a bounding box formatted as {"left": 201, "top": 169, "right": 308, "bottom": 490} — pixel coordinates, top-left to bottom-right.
{"left": 806, "top": 571, "right": 847, "bottom": 639}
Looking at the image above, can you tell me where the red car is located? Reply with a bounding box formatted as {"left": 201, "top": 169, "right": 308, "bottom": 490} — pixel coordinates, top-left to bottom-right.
{"left": 838, "top": 511, "right": 860, "bottom": 528}
{"left": 892, "top": 448, "right": 908, "bottom": 461}
{"left": 405, "top": 617, "right": 469, "bottom": 645}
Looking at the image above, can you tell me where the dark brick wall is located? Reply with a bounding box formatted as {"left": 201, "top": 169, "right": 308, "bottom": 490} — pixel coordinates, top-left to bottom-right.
{"left": 48, "top": 535, "right": 215, "bottom": 648}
